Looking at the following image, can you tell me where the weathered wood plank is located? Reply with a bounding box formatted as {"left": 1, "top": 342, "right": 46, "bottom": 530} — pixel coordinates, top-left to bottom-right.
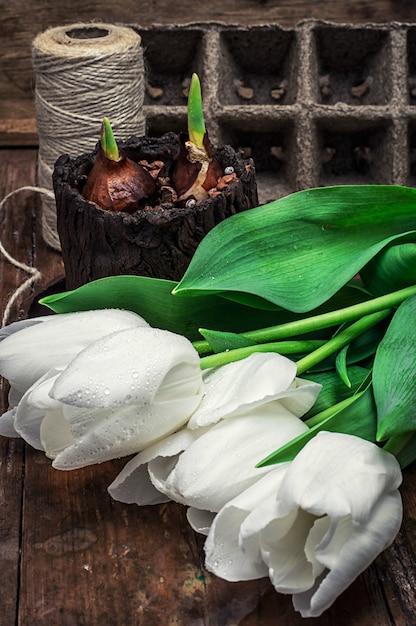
{"left": 0, "top": 150, "right": 64, "bottom": 322}
{"left": 0, "top": 117, "right": 38, "bottom": 147}
{"left": 19, "top": 447, "right": 265, "bottom": 625}
{"left": 0, "top": 148, "right": 37, "bottom": 625}
{"left": 20, "top": 445, "right": 414, "bottom": 626}
{"left": 0, "top": 436, "right": 25, "bottom": 624}
{"left": 374, "top": 464, "right": 416, "bottom": 626}
{"left": 0, "top": 150, "right": 38, "bottom": 320}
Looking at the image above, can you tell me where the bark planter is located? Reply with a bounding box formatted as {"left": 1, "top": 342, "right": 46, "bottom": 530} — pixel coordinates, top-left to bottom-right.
{"left": 53, "top": 132, "right": 258, "bottom": 290}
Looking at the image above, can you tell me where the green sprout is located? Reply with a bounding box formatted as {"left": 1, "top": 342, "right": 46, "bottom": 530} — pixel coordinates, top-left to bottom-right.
{"left": 101, "top": 117, "right": 121, "bottom": 161}
{"left": 187, "top": 73, "right": 206, "bottom": 149}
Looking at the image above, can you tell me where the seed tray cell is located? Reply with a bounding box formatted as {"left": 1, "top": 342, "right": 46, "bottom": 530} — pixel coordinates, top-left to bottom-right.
{"left": 218, "top": 28, "right": 297, "bottom": 105}
{"left": 407, "top": 121, "right": 416, "bottom": 185}
{"left": 145, "top": 109, "right": 187, "bottom": 137}
{"left": 217, "top": 115, "right": 297, "bottom": 202}
{"left": 407, "top": 27, "right": 416, "bottom": 105}
{"left": 135, "top": 20, "right": 416, "bottom": 202}
{"left": 140, "top": 29, "right": 204, "bottom": 106}
{"left": 315, "top": 117, "right": 393, "bottom": 186}
{"left": 314, "top": 25, "right": 392, "bottom": 105}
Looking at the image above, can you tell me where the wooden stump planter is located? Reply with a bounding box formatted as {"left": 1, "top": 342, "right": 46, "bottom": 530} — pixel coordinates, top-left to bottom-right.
{"left": 53, "top": 132, "right": 258, "bottom": 290}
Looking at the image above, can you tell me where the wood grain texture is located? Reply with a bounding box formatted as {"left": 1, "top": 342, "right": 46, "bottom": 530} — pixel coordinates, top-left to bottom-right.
{"left": 2, "top": 0, "right": 416, "bottom": 144}
{"left": 0, "top": 149, "right": 37, "bottom": 626}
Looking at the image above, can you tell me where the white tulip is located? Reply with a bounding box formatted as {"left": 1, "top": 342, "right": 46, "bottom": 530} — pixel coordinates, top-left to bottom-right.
{"left": 205, "top": 431, "right": 403, "bottom": 618}
{"left": 0, "top": 309, "right": 149, "bottom": 437}
{"left": 151, "top": 407, "right": 308, "bottom": 512}
{"left": 109, "top": 353, "right": 322, "bottom": 514}
{"left": 0, "top": 311, "right": 203, "bottom": 469}
{"left": 203, "top": 466, "right": 289, "bottom": 579}
{"left": 188, "top": 351, "right": 319, "bottom": 429}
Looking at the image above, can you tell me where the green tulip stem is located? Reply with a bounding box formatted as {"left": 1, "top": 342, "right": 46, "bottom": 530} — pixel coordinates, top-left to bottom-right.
{"left": 193, "top": 284, "right": 416, "bottom": 355}
{"left": 199, "top": 339, "right": 325, "bottom": 370}
{"left": 304, "top": 394, "right": 360, "bottom": 428}
{"left": 296, "top": 309, "right": 392, "bottom": 375}
{"left": 383, "top": 431, "right": 414, "bottom": 456}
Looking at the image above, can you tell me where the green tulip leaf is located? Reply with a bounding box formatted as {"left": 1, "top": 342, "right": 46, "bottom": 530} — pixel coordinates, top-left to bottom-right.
{"left": 221, "top": 281, "right": 372, "bottom": 316}
{"left": 39, "top": 275, "right": 299, "bottom": 342}
{"left": 385, "top": 432, "right": 416, "bottom": 469}
{"left": 173, "top": 185, "right": 416, "bottom": 312}
{"left": 335, "top": 346, "right": 352, "bottom": 387}
{"left": 361, "top": 240, "right": 416, "bottom": 296}
{"left": 374, "top": 294, "right": 416, "bottom": 440}
{"left": 101, "top": 117, "right": 120, "bottom": 162}
{"left": 198, "top": 328, "right": 254, "bottom": 353}
{"left": 395, "top": 434, "right": 416, "bottom": 468}
{"left": 187, "top": 73, "right": 206, "bottom": 148}
{"left": 303, "top": 366, "right": 370, "bottom": 418}
{"left": 256, "top": 383, "right": 377, "bottom": 467}
{"left": 309, "top": 319, "right": 388, "bottom": 375}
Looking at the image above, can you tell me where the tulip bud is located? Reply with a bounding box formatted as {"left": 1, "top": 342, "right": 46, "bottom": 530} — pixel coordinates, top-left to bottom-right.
{"left": 170, "top": 74, "right": 223, "bottom": 204}
{"left": 82, "top": 117, "right": 156, "bottom": 213}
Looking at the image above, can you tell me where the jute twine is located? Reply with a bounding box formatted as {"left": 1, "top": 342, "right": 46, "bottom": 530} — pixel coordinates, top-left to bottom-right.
{"left": 33, "top": 22, "right": 146, "bottom": 249}
{"left": 0, "top": 186, "right": 54, "bottom": 327}
{"left": 0, "top": 22, "right": 145, "bottom": 326}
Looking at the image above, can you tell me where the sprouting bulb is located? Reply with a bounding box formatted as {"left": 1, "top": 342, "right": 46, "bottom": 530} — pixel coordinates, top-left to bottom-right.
{"left": 170, "top": 74, "right": 222, "bottom": 204}
{"left": 82, "top": 118, "right": 156, "bottom": 214}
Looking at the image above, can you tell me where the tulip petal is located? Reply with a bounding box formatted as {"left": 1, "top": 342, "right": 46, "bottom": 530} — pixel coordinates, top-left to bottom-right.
{"left": 260, "top": 509, "right": 322, "bottom": 593}
{"left": 0, "top": 309, "right": 148, "bottom": 394}
{"left": 280, "top": 377, "right": 324, "bottom": 418}
{"left": 292, "top": 490, "right": 403, "bottom": 617}
{"left": 278, "top": 432, "right": 402, "bottom": 522}
{"left": 204, "top": 468, "right": 287, "bottom": 580}
{"left": 8, "top": 386, "right": 25, "bottom": 409}
{"left": 186, "top": 508, "right": 216, "bottom": 535}
{"left": 158, "top": 407, "right": 308, "bottom": 512}
{"left": 41, "top": 326, "right": 203, "bottom": 468}
{"left": 48, "top": 403, "right": 199, "bottom": 470}
{"left": 13, "top": 369, "right": 62, "bottom": 449}
{"left": 0, "top": 407, "right": 20, "bottom": 438}
{"left": 189, "top": 353, "right": 298, "bottom": 428}
{"left": 0, "top": 318, "right": 44, "bottom": 339}
{"left": 51, "top": 326, "right": 201, "bottom": 411}
{"left": 108, "top": 429, "right": 201, "bottom": 504}
{"left": 41, "top": 406, "right": 76, "bottom": 458}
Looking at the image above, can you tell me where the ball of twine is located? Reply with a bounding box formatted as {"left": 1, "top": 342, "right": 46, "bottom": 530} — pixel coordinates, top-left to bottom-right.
{"left": 32, "top": 22, "right": 146, "bottom": 249}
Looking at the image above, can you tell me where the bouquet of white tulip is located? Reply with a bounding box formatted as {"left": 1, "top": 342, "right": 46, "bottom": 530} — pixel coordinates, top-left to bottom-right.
{"left": 0, "top": 307, "right": 406, "bottom": 618}
{"left": 1, "top": 184, "right": 416, "bottom": 618}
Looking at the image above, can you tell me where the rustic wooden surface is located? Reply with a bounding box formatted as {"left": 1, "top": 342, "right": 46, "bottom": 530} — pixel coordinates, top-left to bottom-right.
{"left": 3, "top": 0, "right": 416, "bottom": 146}
{"left": 1, "top": 1, "right": 416, "bottom": 622}
{"left": 0, "top": 149, "right": 416, "bottom": 625}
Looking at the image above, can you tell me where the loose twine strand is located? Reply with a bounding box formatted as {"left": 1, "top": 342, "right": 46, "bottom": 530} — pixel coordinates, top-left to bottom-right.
{"left": 0, "top": 187, "right": 54, "bottom": 327}
{"left": 0, "top": 23, "right": 145, "bottom": 326}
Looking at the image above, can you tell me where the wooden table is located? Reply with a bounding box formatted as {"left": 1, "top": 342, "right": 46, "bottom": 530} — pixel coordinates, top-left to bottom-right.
{"left": 1, "top": 1, "right": 416, "bottom": 623}
{"left": 1, "top": 147, "right": 416, "bottom": 625}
